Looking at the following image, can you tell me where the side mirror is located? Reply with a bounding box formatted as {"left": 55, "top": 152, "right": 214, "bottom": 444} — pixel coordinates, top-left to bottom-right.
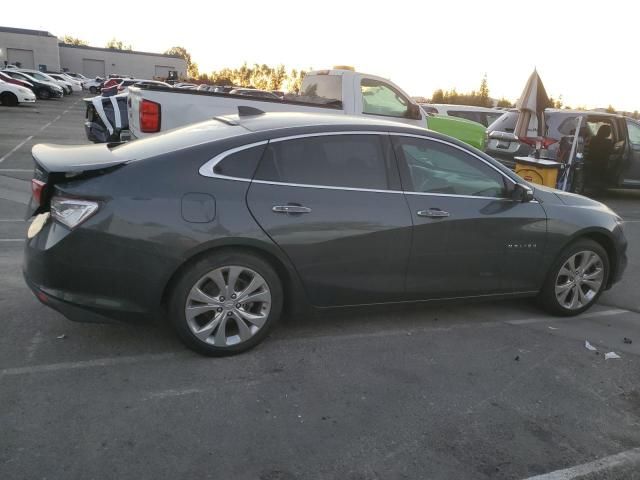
{"left": 512, "top": 183, "right": 534, "bottom": 202}
{"left": 407, "top": 103, "right": 422, "bottom": 120}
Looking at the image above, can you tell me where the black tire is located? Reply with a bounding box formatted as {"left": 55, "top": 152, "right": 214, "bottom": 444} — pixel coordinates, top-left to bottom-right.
{"left": 89, "top": 86, "right": 97, "bottom": 94}
{"left": 168, "top": 250, "right": 283, "bottom": 356}
{"left": 0, "top": 92, "right": 18, "bottom": 107}
{"left": 38, "top": 88, "right": 51, "bottom": 100}
{"left": 537, "top": 239, "right": 609, "bottom": 316}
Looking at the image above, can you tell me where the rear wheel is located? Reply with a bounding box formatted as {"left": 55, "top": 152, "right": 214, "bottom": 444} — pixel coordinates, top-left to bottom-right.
{"left": 168, "top": 251, "right": 283, "bottom": 356}
{"left": 38, "top": 88, "right": 50, "bottom": 100}
{"left": 0, "top": 92, "right": 18, "bottom": 106}
{"left": 538, "top": 239, "right": 609, "bottom": 316}
{"left": 89, "top": 86, "right": 97, "bottom": 94}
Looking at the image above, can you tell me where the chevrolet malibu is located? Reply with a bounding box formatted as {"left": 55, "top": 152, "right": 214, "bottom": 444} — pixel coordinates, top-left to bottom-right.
{"left": 23, "top": 111, "right": 627, "bottom": 355}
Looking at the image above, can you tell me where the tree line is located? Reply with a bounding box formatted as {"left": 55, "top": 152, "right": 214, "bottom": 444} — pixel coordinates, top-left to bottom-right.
{"left": 56, "top": 37, "right": 639, "bottom": 117}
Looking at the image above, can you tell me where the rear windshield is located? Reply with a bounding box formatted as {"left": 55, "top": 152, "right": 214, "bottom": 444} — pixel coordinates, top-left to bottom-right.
{"left": 110, "top": 119, "right": 244, "bottom": 161}
{"left": 299, "top": 75, "right": 342, "bottom": 103}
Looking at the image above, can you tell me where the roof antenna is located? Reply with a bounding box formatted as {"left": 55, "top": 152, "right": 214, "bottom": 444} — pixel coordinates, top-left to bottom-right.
{"left": 238, "top": 106, "right": 266, "bottom": 117}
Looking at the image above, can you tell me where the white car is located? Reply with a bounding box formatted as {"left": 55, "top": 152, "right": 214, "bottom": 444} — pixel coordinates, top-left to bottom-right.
{"left": 15, "top": 69, "right": 72, "bottom": 95}
{"left": 173, "top": 82, "right": 198, "bottom": 89}
{"left": 420, "top": 104, "right": 504, "bottom": 127}
{"left": 83, "top": 77, "right": 104, "bottom": 94}
{"left": 0, "top": 79, "right": 36, "bottom": 106}
{"left": 64, "top": 72, "right": 89, "bottom": 82}
{"left": 48, "top": 73, "right": 82, "bottom": 93}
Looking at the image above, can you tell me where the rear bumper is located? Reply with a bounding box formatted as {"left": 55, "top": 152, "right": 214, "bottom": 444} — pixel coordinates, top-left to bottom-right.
{"left": 24, "top": 272, "right": 127, "bottom": 324}
{"left": 22, "top": 221, "right": 154, "bottom": 325}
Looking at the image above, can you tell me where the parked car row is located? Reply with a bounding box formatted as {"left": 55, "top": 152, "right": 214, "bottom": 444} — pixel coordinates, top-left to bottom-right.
{"left": 0, "top": 66, "right": 90, "bottom": 104}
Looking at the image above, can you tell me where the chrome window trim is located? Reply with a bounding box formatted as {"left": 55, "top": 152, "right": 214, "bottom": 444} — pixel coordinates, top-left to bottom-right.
{"left": 198, "top": 140, "right": 268, "bottom": 180}
{"left": 198, "top": 130, "right": 538, "bottom": 203}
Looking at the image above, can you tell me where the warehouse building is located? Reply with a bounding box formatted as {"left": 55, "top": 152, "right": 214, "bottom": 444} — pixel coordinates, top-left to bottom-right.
{"left": 0, "top": 26, "right": 60, "bottom": 71}
{"left": 0, "top": 26, "right": 187, "bottom": 80}
{"left": 59, "top": 44, "right": 186, "bottom": 79}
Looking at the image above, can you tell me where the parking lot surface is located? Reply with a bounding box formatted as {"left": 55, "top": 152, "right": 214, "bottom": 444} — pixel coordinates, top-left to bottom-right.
{"left": 1, "top": 97, "right": 640, "bottom": 479}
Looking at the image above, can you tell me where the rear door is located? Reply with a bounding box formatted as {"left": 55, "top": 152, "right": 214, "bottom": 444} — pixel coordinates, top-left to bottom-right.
{"left": 247, "top": 132, "right": 413, "bottom": 307}
{"left": 392, "top": 134, "right": 548, "bottom": 298}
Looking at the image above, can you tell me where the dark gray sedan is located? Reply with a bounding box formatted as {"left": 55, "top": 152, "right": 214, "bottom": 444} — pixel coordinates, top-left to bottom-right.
{"left": 23, "top": 111, "right": 628, "bottom": 355}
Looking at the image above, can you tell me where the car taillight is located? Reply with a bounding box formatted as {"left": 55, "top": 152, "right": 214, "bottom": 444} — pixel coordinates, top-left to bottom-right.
{"left": 140, "top": 99, "right": 161, "bottom": 133}
{"left": 31, "top": 179, "right": 45, "bottom": 205}
{"left": 51, "top": 197, "right": 99, "bottom": 229}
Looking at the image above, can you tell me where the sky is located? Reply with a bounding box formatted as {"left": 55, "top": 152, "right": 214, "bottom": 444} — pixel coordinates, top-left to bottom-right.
{"left": 4, "top": 0, "right": 639, "bottom": 111}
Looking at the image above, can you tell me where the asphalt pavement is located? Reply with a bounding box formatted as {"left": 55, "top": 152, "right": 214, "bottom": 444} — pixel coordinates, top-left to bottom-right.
{"left": 1, "top": 96, "right": 640, "bottom": 480}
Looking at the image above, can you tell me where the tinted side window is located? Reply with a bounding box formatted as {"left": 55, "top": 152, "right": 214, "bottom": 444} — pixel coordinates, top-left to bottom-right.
{"left": 213, "top": 144, "right": 266, "bottom": 179}
{"left": 255, "top": 135, "right": 389, "bottom": 190}
{"left": 395, "top": 136, "right": 508, "bottom": 198}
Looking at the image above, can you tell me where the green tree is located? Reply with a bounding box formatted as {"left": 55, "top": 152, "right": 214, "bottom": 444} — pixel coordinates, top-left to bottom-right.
{"left": 496, "top": 98, "right": 513, "bottom": 108}
{"left": 165, "top": 46, "right": 198, "bottom": 78}
{"left": 106, "top": 38, "right": 132, "bottom": 50}
{"left": 431, "top": 89, "right": 444, "bottom": 103}
{"left": 606, "top": 104, "right": 616, "bottom": 113}
{"left": 546, "top": 95, "right": 563, "bottom": 109}
{"left": 60, "top": 35, "right": 87, "bottom": 46}
{"left": 478, "top": 74, "right": 490, "bottom": 107}
{"left": 633, "top": 110, "right": 639, "bottom": 120}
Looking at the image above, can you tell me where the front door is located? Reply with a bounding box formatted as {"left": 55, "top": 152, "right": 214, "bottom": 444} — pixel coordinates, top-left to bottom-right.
{"left": 247, "top": 132, "right": 413, "bottom": 307}
{"left": 391, "top": 134, "right": 548, "bottom": 299}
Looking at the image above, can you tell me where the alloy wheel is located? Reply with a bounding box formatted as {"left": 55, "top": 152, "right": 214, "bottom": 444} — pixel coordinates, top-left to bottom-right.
{"left": 554, "top": 250, "right": 604, "bottom": 310}
{"left": 185, "top": 265, "right": 272, "bottom": 347}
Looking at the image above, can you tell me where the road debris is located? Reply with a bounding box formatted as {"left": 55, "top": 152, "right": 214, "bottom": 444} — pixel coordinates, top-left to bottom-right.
{"left": 605, "top": 352, "right": 621, "bottom": 360}
{"left": 56, "top": 334, "right": 66, "bottom": 340}
{"left": 624, "top": 337, "right": 633, "bottom": 344}
{"left": 585, "top": 340, "right": 597, "bottom": 351}
{"left": 548, "top": 326, "right": 558, "bottom": 330}
{"left": 514, "top": 355, "right": 520, "bottom": 361}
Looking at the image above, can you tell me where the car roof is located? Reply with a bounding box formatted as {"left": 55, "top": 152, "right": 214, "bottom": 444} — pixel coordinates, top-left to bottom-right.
{"left": 226, "top": 111, "right": 427, "bottom": 133}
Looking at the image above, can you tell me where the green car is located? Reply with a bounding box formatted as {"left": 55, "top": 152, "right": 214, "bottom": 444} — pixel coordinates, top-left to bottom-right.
{"left": 425, "top": 114, "right": 487, "bottom": 151}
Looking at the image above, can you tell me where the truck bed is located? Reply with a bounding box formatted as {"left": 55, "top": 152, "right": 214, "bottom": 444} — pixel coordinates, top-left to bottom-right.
{"left": 128, "top": 86, "right": 344, "bottom": 138}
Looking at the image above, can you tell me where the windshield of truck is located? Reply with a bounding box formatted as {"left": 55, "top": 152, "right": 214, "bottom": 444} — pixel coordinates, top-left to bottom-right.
{"left": 299, "top": 75, "right": 342, "bottom": 105}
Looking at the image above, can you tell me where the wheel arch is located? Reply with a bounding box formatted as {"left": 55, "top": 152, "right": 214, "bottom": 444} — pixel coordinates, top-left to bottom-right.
{"left": 0, "top": 91, "right": 18, "bottom": 105}
{"left": 159, "top": 238, "right": 308, "bottom": 316}
{"left": 562, "top": 227, "right": 618, "bottom": 288}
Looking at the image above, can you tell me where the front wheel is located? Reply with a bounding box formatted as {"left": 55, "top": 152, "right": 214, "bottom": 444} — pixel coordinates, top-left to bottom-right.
{"left": 538, "top": 239, "right": 609, "bottom": 316}
{"left": 168, "top": 251, "right": 283, "bottom": 356}
{"left": 38, "top": 88, "right": 50, "bottom": 100}
{"left": 89, "top": 86, "right": 97, "bottom": 94}
{"left": 0, "top": 92, "right": 18, "bottom": 106}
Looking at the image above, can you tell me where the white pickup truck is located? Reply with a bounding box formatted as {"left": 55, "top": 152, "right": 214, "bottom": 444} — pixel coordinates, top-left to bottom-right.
{"left": 127, "top": 69, "right": 486, "bottom": 149}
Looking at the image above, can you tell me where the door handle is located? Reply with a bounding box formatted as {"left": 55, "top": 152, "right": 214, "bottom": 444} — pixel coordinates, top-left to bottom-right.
{"left": 417, "top": 208, "right": 450, "bottom": 218}
{"left": 272, "top": 205, "right": 312, "bottom": 214}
